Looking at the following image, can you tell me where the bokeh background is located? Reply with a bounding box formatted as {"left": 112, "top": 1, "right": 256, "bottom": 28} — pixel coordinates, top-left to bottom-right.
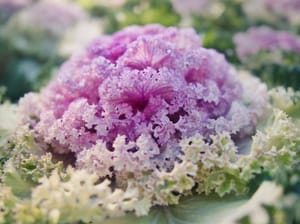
{"left": 0, "top": 0, "right": 299, "bottom": 101}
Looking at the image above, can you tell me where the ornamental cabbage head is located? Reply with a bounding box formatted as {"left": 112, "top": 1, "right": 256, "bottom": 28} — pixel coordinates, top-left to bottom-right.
{"left": 234, "top": 26, "right": 300, "bottom": 61}
{"left": 2, "top": 0, "right": 86, "bottom": 58}
{"left": 20, "top": 24, "right": 268, "bottom": 199}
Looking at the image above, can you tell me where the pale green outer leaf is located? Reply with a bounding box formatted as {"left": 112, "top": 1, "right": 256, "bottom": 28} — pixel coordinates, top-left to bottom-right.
{"left": 221, "top": 182, "right": 283, "bottom": 224}
{"left": 101, "top": 196, "right": 246, "bottom": 224}
{"left": 101, "top": 182, "right": 282, "bottom": 224}
{"left": 3, "top": 165, "right": 33, "bottom": 197}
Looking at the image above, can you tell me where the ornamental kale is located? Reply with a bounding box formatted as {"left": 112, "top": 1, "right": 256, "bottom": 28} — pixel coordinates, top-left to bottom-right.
{"left": 15, "top": 24, "right": 273, "bottom": 212}
{"left": 2, "top": 0, "right": 87, "bottom": 59}
{"left": 20, "top": 24, "right": 268, "bottom": 184}
{"left": 234, "top": 27, "right": 300, "bottom": 89}
{"left": 1, "top": 24, "right": 300, "bottom": 224}
{"left": 234, "top": 27, "right": 300, "bottom": 61}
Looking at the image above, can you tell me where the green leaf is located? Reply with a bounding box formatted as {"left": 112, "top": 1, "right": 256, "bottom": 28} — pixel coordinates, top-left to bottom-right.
{"left": 100, "top": 182, "right": 283, "bottom": 224}
{"left": 4, "top": 170, "right": 33, "bottom": 198}
{"left": 101, "top": 195, "right": 246, "bottom": 224}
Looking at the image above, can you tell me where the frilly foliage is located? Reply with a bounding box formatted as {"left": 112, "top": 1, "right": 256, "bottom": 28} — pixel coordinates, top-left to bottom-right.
{"left": 14, "top": 168, "right": 147, "bottom": 224}
{"left": 0, "top": 168, "right": 150, "bottom": 224}
{"left": 1, "top": 87, "right": 300, "bottom": 223}
{"left": 269, "top": 87, "right": 300, "bottom": 118}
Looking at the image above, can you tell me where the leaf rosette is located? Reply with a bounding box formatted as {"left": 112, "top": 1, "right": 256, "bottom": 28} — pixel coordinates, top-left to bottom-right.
{"left": 0, "top": 25, "right": 300, "bottom": 224}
